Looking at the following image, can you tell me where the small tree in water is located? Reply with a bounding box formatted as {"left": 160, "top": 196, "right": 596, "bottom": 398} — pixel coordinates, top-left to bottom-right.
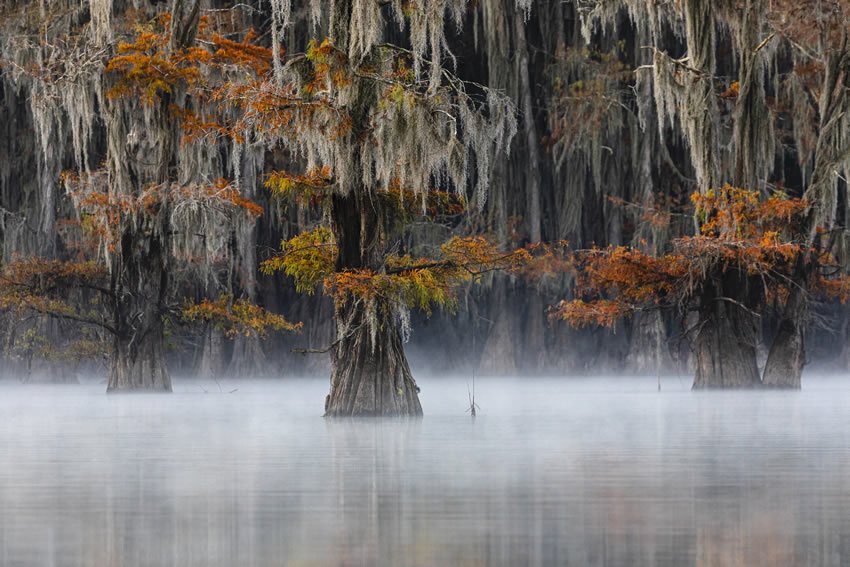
{"left": 554, "top": 186, "right": 850, "bottom": 388}
{"left": 213, "top": 2, "right": 530, "bottom": 416}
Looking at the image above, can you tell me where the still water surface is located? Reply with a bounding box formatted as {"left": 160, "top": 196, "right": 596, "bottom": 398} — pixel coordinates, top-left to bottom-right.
{"left": 1, "top": 376, "right": 850, "bottom": 566}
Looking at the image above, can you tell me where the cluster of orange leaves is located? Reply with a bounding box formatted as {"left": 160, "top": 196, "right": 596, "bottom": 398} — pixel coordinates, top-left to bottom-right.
{"left": 105, "top": 14, "right": 272, "bottom": 105}
{"left": 223, "top": 77, "right": 351, "bottom": 145}
{"left": 216, "top": 37, "right": 362, "bottom": 147}
{"left": 105, "top": 13, "right": 275, "bottom": 144}
{"left": 2, "top": 258, "right": 107, "bottom": 291}
{"left": 552, "top": 186, "right": 839, "bottom": 328}
{"left": 0, "top": 258, "right": 108, "bottom": 323}
{"left": 820, "top": 277, "right": 850, "bottom": 304}
{"left": 691, "top": 185, "right": 807, "bottom": 239}
{"left": 181, "top": 294, "right": 300, "bottom": 339}
{"left": 553, "top": 247, "right": 688, "bottom": 328}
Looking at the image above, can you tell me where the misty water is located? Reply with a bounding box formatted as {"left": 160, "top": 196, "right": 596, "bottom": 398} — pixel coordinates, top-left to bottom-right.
{"left": 2, "top": 376, "right": 850, "bottom": 566}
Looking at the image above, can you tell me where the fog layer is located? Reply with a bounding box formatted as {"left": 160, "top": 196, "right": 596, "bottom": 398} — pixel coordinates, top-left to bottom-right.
{"left": 1, "top": 377, "right": 849, "bottom": 565}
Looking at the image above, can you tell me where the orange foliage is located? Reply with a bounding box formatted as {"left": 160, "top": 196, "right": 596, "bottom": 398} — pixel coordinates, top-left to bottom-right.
{"left": 0, "top": 258, "right": 111, "bottom": 331}
{"left": 553, "top": 187, "right": 826, "bottom": 328}
{"left": 104, "top": 11, "right": 273, "bottom": 155}
{"left": 819, "top": 276, "right": 850, "bottom": 305}
{"left": 182, "top": 294, "right": 300, "bottom": 339}
{"left": 691, "top": 184, "right": 808, "bottom": 239}
{"left": 721, "top": 81, "right": 740, "bottom": 99}
{"left": 106, "top": 16, "right": 203, "bottom": 103}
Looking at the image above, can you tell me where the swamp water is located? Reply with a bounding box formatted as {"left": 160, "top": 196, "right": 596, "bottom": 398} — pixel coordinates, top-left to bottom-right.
{"left": 1, "top": 376, "right": 849, "bottom": 566}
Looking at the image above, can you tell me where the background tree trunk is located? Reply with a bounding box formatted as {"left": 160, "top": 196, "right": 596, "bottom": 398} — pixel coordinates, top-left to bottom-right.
{"left": 626, "top": 311, "right": 672, "bottom": 374}
{"left": 196, "top": 324, "right": 226, "bottom": 378}
{"left": 477, "top": 279, "right": 518, "bottom": 375}
{"left": 227, "top": 335, "right": 268, "bottom": 377}
{"left": 839, "top": 314, "right": 850, "bottom": 371}
{"left": 762, "top": 39, "right": 849, "bottom": 387}
{"left": 761, "top": 314, "right": 805, "bottom": 388}
{"left": 515, "top": 8, "right": 542, "bottom": 244}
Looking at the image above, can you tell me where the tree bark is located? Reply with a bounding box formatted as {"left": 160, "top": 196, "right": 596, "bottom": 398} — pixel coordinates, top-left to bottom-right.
{"left": 626, "top": 311, "right": 672, "bottom": 374}
{"left": 515, "top": 8, "right": 542, "bottom": 243}
{"left": 839, "top": 314, "right": 850, "bottom": 372}
{"left": 761, "top": 258, "right": 809, "bottom": 389}
{"left": 761, "top": 310, "right": 805, "bottom": 388}
{"left": 326, "top": 298, "right": 422, "bottom": 417}
{"left": 108, "top": 320, "right": 171, "bottom": 392}
{"left": 107, "top": 226, "right": 172, "bottom": 392}
{"left": 324, "top": 189, "right": 422, "bottom": 417}
{"left": 477, "top": 278, "right": 518, "bottom": 375}
{"left": 227, "top": 335, "right": 268, "bottom": 377}
{"left": 693, "top": 273, "right": 762, "bottom": 388}
{"left": 196, "top": 324, "right": 226, "bottom": 378}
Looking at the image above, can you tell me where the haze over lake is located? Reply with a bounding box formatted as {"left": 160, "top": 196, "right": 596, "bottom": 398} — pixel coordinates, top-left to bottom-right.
{"left": 2, "top": 376, "right": 849, "bottom": 566}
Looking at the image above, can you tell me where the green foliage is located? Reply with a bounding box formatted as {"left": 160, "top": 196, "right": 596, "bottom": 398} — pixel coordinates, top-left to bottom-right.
{"left": 261, "top": 227, "right": 336, "bottom": 294}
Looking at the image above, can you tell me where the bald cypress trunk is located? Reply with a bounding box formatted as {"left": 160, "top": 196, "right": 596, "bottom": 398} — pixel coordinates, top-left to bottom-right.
{"left": 761, "top": 288, "right": 805, "bottom": 389}
{"left": 107, "top": 225, "right": 172, "bottom": 392}
{"left": 681, "top": 0, "right": 764, "bottom": 389}
{"left": 102, "top": 3, "right": 203, "bottom": 393}
{"left": 515, "top": 8, "right": 542, "bottom": 244}
{"left": 324, "top": 190, "right": 422, "bottom": 417}
{"left": 326, "top": 297, "right": 421, "bottom": 417}
{"left": 693, "top": 272, "right": 762, "bottom": 389}
{"left": 109, "top": 320, "right": 171, "bottom": 392}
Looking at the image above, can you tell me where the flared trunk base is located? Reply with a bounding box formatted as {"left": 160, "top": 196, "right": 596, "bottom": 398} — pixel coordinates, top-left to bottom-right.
{"left": 107, "top": 332, "right": 172, "bottom": 392}
{"left": 693, "top": 290, "right": 761, "bottom": 389}
{"left": 762, "top": 321, "right": 804, "bottom": 389}
{"left": 325, "top": 304, "right": 422, "bottom": 417}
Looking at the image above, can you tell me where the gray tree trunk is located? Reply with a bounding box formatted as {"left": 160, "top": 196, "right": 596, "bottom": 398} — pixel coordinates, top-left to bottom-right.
{"left": 693, "top": 274, "right": 762, "bottom": 388}
{"left": 515, "top": 8, "right": 542, "bottom": 243}
{"left": 106, "top": 221, "right": 173, "bottom": 392}
{"left": 324, "top": 191, "right": 421, "bottom": 417}
{"left": 108, "top": 322, "right": 171, "bottom": 392}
